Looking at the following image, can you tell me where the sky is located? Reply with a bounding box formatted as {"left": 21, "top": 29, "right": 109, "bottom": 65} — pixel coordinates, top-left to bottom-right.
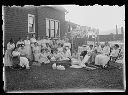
{"left": 62, "top": 5, "right": 125, "bottom": 35}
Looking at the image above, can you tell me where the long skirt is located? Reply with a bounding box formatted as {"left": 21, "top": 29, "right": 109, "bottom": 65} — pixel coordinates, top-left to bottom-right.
{"left": 24, "top": 45, "right": 32, "bottom": 61}
{"left": 95, "top": 54, "right": 110, "bottom": 67}
{"left": 4, "top": 50, "right": 13, "bottom": 66}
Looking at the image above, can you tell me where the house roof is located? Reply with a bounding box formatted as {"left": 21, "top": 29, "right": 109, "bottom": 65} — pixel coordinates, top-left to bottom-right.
{"left": 24, "top": 5, "right": 67, "bottom": 13}
{"left": 45, "top": 5, "right": 67, "bottom": 13}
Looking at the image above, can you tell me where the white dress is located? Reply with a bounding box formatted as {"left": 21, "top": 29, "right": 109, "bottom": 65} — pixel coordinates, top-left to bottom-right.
{"left": 24, "top": 40, "right": 32, "bottom": 60}
{"left": 80, "top": 47, "right": 93, "bottom": 66}
{"left": 12, "top": 50, "right": 20, "bottom": 57}
{"left": 38, "top": 53, "right": 50, "bottom": 64}
{"left": 20, "top": 57, "right": 29, "bottom": 68}
{"left": 95, "top": 46, "right": 110, "bottom": 67}
{"left": 95, "top": 46, "right": 102, "bottom": 53}
{"left": 41, "top": 39, "right": 47, "bottom": 49}
{"left": 95, "top": 54, "right": 110, "bottom": 67}
{"left": 17, "top": 48, "right": 30, "bottom": 68}
{"left": 110, "top": 49, "right": 119, "bottom": 57}
{"left": 60, "top": 51, "right": 71, "bottom": 61}
{"left": 33, "top": 46, "right": 40, "bottom": 61}
{"left": 4, "top": 42, "right": 15, "bottom": 66}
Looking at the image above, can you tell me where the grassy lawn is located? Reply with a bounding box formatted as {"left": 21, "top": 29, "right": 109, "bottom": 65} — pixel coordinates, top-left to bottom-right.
{"left": 4, "top": 63, "right": 124, "bottom": 92}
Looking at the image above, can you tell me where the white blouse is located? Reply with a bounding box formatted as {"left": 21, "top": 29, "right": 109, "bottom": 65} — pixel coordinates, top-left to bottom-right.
{"left": 12, "top": 51, "right": 20, "bottom": 57}
{"left": 110, "top": 49, "right": 119, "bottom": 57}
{"left": 37, "top": 40, "right": 42, "bottom": 46}
{"left": 102, "top": 46, "right": 110, "bottom": 55}
{"left": 30, "top": 38, "right": 36, "bottom": 43}
{"left": 33, "top": 46, "right": 40, "bottom": 54}
{"left": 24, "top": 40, "right": 30, "bottom": 45}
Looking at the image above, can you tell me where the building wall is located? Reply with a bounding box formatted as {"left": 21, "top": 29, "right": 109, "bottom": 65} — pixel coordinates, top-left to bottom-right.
{"left": 4, "top": 6, "right": 67, "bottom": 50}
{"left": 4, "top": 6, "right": 37, "bottom": 49}
{"left": 37, "top": 6, "right": 66, "bottom": 39}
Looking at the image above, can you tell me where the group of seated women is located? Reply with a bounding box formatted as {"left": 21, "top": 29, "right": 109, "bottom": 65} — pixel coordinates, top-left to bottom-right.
{"left": 71, "top": 42, "right": 123, "bottom": 69}
{"left": 4, "top": 34, "right": 72, "bottom": 69}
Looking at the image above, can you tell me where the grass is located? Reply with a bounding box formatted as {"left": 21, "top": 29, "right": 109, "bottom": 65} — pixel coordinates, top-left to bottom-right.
{"left": 4, "top": 62, "right": 124, "bottom": 92}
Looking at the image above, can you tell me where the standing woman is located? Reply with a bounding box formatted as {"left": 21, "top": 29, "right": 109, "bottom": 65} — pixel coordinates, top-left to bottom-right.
{"left": 30, "top": 34, "right": 37, "bottom": 61}
{"left": 4, "top": 38, "right": 15, "bottom": 67}
{"left": 32, "top": 42, "right": 40, "bottom": 63}
{"left": 36, "top": 36, "right": 42, "bottom": 51}
{"left": 24, "top": 36, "right": 32, "bottom": 61}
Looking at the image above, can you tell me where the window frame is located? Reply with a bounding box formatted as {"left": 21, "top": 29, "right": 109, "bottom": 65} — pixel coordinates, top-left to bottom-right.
{"left": 45, "top": 18, "right": 60, "bottom": 38}
{"left": 28, "top": 14, "right": 35, "bottom": 33}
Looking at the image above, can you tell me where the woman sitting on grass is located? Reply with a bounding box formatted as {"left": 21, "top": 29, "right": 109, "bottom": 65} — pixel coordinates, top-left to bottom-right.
{"left": 12, "top": 45, "right": 30, "bottom": 69}
{"left": 80, "top": 44, "right": 94, "bottom": 67}
{"left": 108, "top": 44, "right": 123, "bottom": 69}
{"left": 95, "top": 42, "right": 110, "bottom": 68}
{"left": 50, "top": 48, "right": 61, "bottom": 61}
{"left": 38, "top": 49, "right": 50, "bottom": 64}
{"left": 57, "top": 43, "right": 63, "bottom": 53}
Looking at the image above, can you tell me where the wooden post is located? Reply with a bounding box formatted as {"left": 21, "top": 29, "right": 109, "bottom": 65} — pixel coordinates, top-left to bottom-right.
{"left": 71, "top": 36, "right": 74, "bottom": 55}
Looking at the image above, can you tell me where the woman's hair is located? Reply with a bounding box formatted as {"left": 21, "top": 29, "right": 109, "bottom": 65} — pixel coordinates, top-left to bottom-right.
{"left": 26, "top": 35, "right": 29, "bottom": 39}
{"left": 89, "top": 45, "right": 93, "bottom": 48}
{"left": 61, "top": 44, "right": 63, "bottom": 47}
{"left": 18, "top": 37, "right": 21, "bottom": 40}
{"left": 46, "top": 43, "right": 49, "bottom": 47}
{"left": 34, "top": 42, "right": 38, "bottom": 45}
{"left": 114, "top": 44, "right": 119, "bottom": 48}
{"left": 9, "top": 38, "right": 14, "bottom": 43}
{"left": 41, "top": 49, "right": 45, "bottom": 53}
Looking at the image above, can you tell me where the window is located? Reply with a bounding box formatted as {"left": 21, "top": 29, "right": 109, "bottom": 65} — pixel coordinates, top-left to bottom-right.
{"left": 46, "top": 18, "right": 60, "bottom": 38}
{"left": 28, "top": 14, "right": 35, "bottom": 33}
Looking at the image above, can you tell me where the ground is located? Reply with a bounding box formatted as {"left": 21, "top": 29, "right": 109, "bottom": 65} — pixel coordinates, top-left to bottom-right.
{"left": 4, "top": 63, "right": 124, "bottom": 92}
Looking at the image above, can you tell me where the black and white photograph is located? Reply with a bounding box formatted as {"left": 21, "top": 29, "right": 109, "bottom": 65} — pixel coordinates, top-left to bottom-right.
{"left": 2, "top": 5, "right": 125, "bottom": 93}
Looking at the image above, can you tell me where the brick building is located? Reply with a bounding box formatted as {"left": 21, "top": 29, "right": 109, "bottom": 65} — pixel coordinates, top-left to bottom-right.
{"left": 3, "top": 6, "right": 67, "bottom": 49}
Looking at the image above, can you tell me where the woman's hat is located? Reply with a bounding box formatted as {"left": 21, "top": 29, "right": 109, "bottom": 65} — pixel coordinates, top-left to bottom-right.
{"left": 21, "top": 44, "right": 25, "bottom": 47}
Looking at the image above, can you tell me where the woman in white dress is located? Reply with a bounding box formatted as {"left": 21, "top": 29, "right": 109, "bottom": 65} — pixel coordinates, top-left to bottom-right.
{"left": 80, "top": 45, "right": 94, "bottom": 67}
{"left": 4, "top": 38, "right": 15, "bottom": 67}
{"left": 37, "top": 36, "right": 42, "bottom": 50}
{"left": 30, "top": 34, "right": 36, "bottom": 61}
{"left": 24, "top": 36, "right": 32, "bottom": 61}
{"left": 32, "top": 42, "right": 41, "bottom": 62}
{"left": 41, "top": 37, "right": 47, "bottom": 49}
{"left": 60, "top": 46, "right": 71, "bottom": 61}
{"left": 95, "top": 42, "right": 110, "bottom": 68}
{"left": 38, "top": 49, "right": 50, "bottom": 64}
{"left": 12, "top": 46, "right": 30, "bottom": 69}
